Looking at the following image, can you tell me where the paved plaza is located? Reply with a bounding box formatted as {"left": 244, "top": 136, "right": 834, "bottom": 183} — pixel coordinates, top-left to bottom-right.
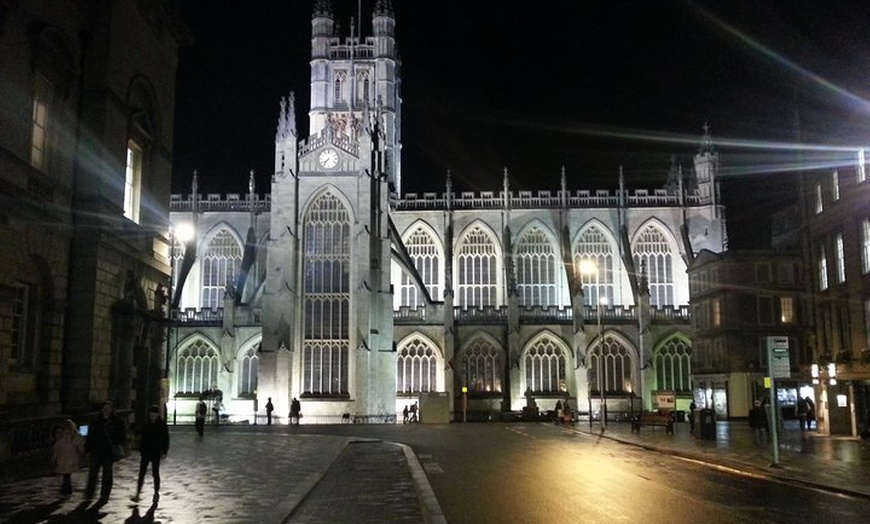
{"left": 0, "top": 419, "right": 868, "bottom": 523}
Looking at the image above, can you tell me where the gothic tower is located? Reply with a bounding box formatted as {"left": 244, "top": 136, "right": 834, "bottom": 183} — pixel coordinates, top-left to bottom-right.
{"left": 260, "top": 0, "right": 400, "bottom": 419}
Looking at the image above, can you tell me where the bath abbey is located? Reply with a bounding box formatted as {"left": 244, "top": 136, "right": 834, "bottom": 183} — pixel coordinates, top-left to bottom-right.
{"left": 166, "top": 0, "right": 727, "bottom": 423}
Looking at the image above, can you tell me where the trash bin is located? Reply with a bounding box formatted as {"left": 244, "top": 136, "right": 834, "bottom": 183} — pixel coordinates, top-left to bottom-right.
{"left": 699, "top": 408, "right": 716, "bottom": 440}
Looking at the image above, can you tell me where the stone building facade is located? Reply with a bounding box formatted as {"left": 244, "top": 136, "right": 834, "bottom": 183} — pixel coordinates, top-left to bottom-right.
{"left": 167, "top": 1, "right": 727, "bottom": 424}
{"left": 0, "top": 0, "right": 186, "bottom": 477}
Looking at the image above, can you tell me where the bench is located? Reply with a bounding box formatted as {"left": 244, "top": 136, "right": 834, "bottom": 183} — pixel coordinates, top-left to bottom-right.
{"left": 631, "top": 411, "right": 674, "bottom": 434}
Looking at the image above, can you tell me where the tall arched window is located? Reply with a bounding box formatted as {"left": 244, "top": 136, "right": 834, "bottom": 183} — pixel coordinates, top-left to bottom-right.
{"left": 588, "top": 335, "right": 633, "bottom": 394}
{"left": 177, "top": 340, "right": 219, "bottom": 395}
{"left": 400, "top": 225, "right": 442, "bottom": 308}
{"left": 239, "top": 345, "right": 259, "bottom": 396}
{"left": 396, "top": 337, "right": 439, "bottom": 393}
{"left": 634, "top": 225, "right": 674, "bottom": 307}
{"left": 302, "top": 192, "right": 350, "bottom": 396}
{"left": 201, "top": 229, "right": 242, "bottom": 310}
{"left": 457, "top": 226, "right": 499, "bottom": 308}
{"left": 462, "top": 338, "right": 502, "bottom": 393}
{"left": 574, "top": 225, "right": 615, "bottom": 306}
{"left": 655, "top": 338, "right": 691, "bottom": 392}
{"left": 516, "top": 227, "right": 558, "bottom": 306}
{"left": 356, "top": 71, "right": 370, "bottom": 105}
{"left": 333, "top": 70, "right": 347, "bottom": 106}
{"left": 524, "top": 336, "right": 566, "bottom": 393}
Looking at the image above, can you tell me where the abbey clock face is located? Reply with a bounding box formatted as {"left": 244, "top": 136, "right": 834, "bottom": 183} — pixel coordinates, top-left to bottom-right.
{"left": 318, "top": 148, "right": 339, "bottom": 169}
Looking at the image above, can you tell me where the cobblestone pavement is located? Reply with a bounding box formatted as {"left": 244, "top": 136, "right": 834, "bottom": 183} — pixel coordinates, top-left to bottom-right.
{"left": 0, "top": 426, "right": 427, "bottom": 524}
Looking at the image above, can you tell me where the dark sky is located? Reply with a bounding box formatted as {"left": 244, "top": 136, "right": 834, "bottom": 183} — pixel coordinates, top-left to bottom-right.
{"left": 171, "top": 0, "right": 870, "bottom": 247}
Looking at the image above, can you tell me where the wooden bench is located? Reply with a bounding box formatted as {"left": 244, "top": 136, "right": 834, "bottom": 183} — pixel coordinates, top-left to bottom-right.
{"left": 631, "top": 411, "right": 674, "bottom": 434}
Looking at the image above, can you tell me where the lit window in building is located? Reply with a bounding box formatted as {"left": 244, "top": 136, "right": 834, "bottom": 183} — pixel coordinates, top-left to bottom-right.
{"left": 177, "top": 340, "right": 219, "bottom": 395}
{"left": 835, "top": 233, "right": 845, "bottom": 284}
{"left": 574, "top": 225, "right": 615, "bottom": 306}
{"left": 302, "top": 192, "right": 350, "bottom": 396}
{"left": 0, "top": 283, "right": 32, "bottom": 364}
{"left": 462, "top": 338, "right": 502, "bottom": 393}
{"left": 201, "top": 229, "right": 242, "bottom": 309}
{"left": 30, "top": 73, "right": 52, "bottom": 170}
{"left": 818, "top": 246, "right": 828, "bottom": 291}
{"left": 589, "top": 334, "right": 633, "bottom": 394}
{"left": 864, "top": 299, "right": 870, "bottom": 349}
{"left": 516, "top": 227, "right": 558, "bottom": 306}
{"left": 634, "top": 225, "right": 674, "bottom": 307}
{"left": 655, "top": 337, "right": 691, "bottom": 392}
{"left": 863, "top": 219, "right": 870, "bottom": 274}
{"left": 712, "top": 297, "right": 721, "bottom": 327}
{"left": 814, "top": 183, "right": 823, "bottom": 214}
{"left": 859, "top": 149, "right": 866, "bottom": 183}
{"left": 831, "top": 170, "right": 840, "bottom": 201}
{"left": 124, "top": 140, "right": 142, "bottom": 223}
{"left": 396, "top": 337, "right": 439, "bottom": 393}
{"left": 524, "top": 336, "right": 566, "bottom": 393}
{"left": 780, "top": 296, "right": 795, "bottom": 324}
{"left": 400, "top": 225, "right": 442, "bottom": 308}
{"left": 239, "top": 346, "right": 259, "bottom": 396}
{"left": 456, "top": 225, "right": 500, "bottom": 308}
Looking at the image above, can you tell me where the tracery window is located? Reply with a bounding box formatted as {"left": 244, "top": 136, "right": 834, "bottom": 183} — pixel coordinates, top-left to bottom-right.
{"left": 588, "top": 335, "right": 633, "bottom": 394}
{"left": 462, "top": 339, "right": 502, "bottom": 393}
{"left": 177, "top": 340, "right": 218, "bottom": 395}
{"left": 574, "top": 225, "right": 615, "bottom": 306}
{"left": 333, "top": 70, "right": 347, "bottom": 106}
{"left": 30, "top": 73, "right": 52, "bottom": 170}
{"left": 396, "top": 337, "right": 439, "bottom": 393}
{"left": 655, "top": 338, "right": 691, "bottom": 392}
{"left": 201, "top": 229, "right": 242, "bottom": 309}
{"left": 356, "top": 71, "right": 370, "bottom": 105}
{"left": 634, "top": 225, "right": 674, "bottom": 307}
{"left": 400, "top": 226, "right": 441, "bottom": 308}
{"left": 302, "top": 192, "right": 350, "bottom": 396}
{"left": 524, "top": 337, "right": 566, "bottom": 393}
{"left": 457, "top": 226, "right": 499, "bottom": 308}
{"left": 516, "top": 227, "right": 558, "bottom": 306}
{"left": 239, "top": 346, "right": 259, "bottom": 396}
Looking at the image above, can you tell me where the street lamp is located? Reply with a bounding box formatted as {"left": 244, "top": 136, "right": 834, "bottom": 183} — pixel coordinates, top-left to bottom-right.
{"left": 579, "top": 259, "right": 607, "bottom": 431}
{"left": 166, "top": 222, "right": 194, "bottom": 425}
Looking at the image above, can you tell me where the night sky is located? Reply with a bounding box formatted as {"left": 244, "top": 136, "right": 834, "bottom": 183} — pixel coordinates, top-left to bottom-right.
{"left": 171, "top": 1, "right": 870, "bottom": 248}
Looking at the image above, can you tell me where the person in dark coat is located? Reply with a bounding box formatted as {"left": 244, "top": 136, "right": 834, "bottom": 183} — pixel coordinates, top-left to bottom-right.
{"left": 265, "top": 397, "right": 274, "bottom": 425}
{"left": 84, "top": 400, "right": 127, "bottom": 501}
{"left": 289, "top": 398, "right": 301, "bottom": 425}
{"left": 748, "top": 400, "right": 769, "bottom": 447}
{"left": 132, "top": 405, "right": 170, "bottom": 504}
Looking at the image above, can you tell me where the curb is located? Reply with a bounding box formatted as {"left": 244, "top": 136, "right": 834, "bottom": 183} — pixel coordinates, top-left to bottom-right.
{"left": 572, "top": 426, "right": 870, "bottom": 501}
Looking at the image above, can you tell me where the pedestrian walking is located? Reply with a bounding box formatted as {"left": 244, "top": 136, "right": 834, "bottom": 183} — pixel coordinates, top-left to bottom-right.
{"left": 53, "top": 419, "right": 84, "bottom": 497}
{"left": 84, "top": 400, "right": 127, "bottom": 502}
{"left": 266, "top": 397, "right": 274, "bottom": 425}
{"left": 132, "top": 405, "right": 169, "bottom": 504}
{"left": 748, "top": 400, "right": 769, "bottom": 447}
{"left": 689, "top": 401, "right": 697, "bottom": 434}
{"left": 402, "top": 404, "right": 409, "bottom": 424}
{"left": 195, "top": 397, "right": 207, "bottom": 439}
{"left": 290, "top": 397, "right": 301, "bottom": 425}
{"left": 797, "top": 397, "right": 809, "bottom": 431}
{"left": 805, "top": 397, "right": 816, "bottom": 430}
{"left": 409, "top": 401, "right": 418, "bottom": 423}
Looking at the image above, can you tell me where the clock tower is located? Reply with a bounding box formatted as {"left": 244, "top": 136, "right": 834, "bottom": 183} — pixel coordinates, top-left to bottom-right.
{"left": 260, "top": 0, "right": 400, "bottom": 420}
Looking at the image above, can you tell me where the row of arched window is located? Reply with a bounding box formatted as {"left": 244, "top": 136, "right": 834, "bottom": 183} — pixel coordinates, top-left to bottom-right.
{"left": 173, "top": 333, "right": 693, "bottom": 398}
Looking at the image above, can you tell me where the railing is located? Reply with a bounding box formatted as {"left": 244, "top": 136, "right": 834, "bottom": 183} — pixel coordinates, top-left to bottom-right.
{"left": 394, "top": 306, "right": 426, "bottom": 323}
{"left": 170, "top": 193, "right": 271, "bottom": 213}
{"left": 454, "top": 306, "right": 507, "bottom": 323}
{"left": 176, "top": 307, "right": 223, "bottom": 324}
{"left": 518, "top": 306, "right": 573, "bottom": 322}
{"left": 650, "top": 305, "right": 692, "bottom": 322}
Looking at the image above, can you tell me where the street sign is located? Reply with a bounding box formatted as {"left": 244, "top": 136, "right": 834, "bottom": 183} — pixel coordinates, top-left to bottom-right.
{"left": 767, "top": 336, "right": 791, "bottom": 378}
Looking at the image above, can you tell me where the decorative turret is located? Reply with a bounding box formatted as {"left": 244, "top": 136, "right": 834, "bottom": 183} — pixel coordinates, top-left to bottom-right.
{"left": 373, "top": 0, "right": 396, "bottom": 57}
{"left": 311, "top": 0, "right": 334, "bottom": 59}
{"left": 274, "top": 92, "right": 297, "bottom": 177}
{"left": 693, "top": 123, "right": 718, "bottom": 202}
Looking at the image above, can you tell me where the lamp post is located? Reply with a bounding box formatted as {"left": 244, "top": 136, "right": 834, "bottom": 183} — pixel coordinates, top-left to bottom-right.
{"left": 598, "top": 296, "right": 608, "bottom": 431}
{"left": 166, "top": 222, "right": 194, "bottom": 426}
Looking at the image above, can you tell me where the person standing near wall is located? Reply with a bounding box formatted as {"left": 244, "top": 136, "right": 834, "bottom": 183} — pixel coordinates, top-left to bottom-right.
{"left": 266, "top": 397, "right": 274, "bottom": 425}
{"left": 195, "top": 397, "right": 207, "bottom": 439}
{"left": 53, "top": 419, "right": 84, "bottom": 497}
{"left": 132, "top": 405, "right": 170, "bottom": 504}
{"left": 84, "top": 401, "right": 126, "bottom": 502}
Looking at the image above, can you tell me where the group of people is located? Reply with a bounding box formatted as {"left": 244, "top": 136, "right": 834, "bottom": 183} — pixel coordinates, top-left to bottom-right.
{"left": 262, "top": 396, "right": 302, "bottom": 425}
{"left": 402, "top": 402, "right": 418, "bottom": 424}
{"left": 52, "top": 400, "right": 169, "bottom": 505}
{"left": 748, "top": 396, "right": 816, "bottom": 447}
